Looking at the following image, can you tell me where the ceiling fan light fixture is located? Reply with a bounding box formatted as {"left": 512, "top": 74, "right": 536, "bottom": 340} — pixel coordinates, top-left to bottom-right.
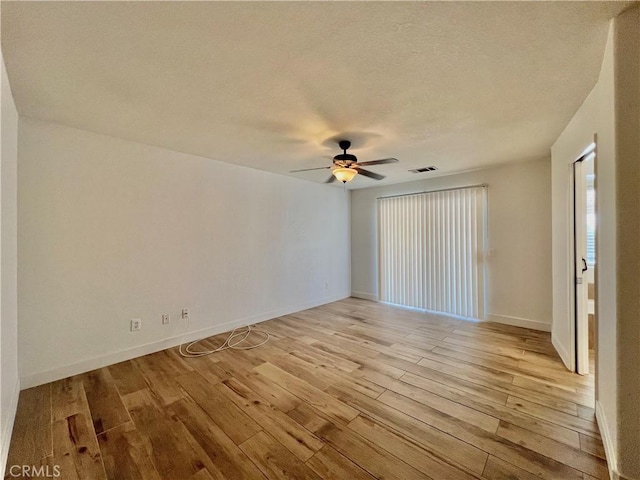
{"left": 333, "top": 167, "right": 358, "bottom": 183}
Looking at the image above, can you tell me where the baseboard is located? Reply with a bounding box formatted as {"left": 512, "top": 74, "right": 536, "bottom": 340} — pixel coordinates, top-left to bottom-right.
{"left": 349, "top": 302, "right": 549, "bottom": 331}
{"left": 486, "top": 313, "right": 551, "bottom": 332}
{"left": 20, "top": 293, "right": 349, "bottom": 389}
{"left": 596, "top": 400, "right": 622, "bottom": 480}
{"left": 551, "top": 333, "right": 573, "bottom": 371}
{"left": 351, "top": 291, "right": 377, "bottom": 301}
{"left": 1, "top": 377, "right": 20, "bottom": 479}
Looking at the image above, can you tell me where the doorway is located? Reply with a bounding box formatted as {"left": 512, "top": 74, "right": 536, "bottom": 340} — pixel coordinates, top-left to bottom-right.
{"left": 572, "top": 143, "right": 596, "bottom": 375}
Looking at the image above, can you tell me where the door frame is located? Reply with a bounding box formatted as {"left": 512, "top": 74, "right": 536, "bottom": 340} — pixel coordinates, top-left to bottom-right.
{"left": 570, "top": 140, "right": 596, "bottom": 375}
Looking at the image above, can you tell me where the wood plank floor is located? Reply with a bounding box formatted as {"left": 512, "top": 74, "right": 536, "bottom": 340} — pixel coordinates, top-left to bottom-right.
{"left": 5, "top": 298, "right": 605, "bottom": 480}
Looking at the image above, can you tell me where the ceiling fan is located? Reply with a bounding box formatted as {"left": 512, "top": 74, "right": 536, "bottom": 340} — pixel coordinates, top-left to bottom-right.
{"left": 290, "top": 140, "right": 398, "bottom": 183}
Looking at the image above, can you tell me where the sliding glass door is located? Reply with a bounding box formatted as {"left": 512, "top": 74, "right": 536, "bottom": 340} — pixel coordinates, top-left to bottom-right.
{"left": 378, "top": 186, "right": 487, "bottom": 320}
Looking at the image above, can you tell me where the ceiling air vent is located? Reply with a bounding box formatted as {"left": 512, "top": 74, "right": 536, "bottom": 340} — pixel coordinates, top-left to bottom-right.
{"left": 409, "top": 166, "right": 438, "bottom": 173}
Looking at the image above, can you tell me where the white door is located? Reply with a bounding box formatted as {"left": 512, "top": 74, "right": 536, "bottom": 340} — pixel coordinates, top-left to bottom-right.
{"left": 574, "top": 152, "right": 594, "bottom": 375}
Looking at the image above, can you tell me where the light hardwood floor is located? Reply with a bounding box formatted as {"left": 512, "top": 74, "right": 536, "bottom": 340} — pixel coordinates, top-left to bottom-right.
{"left": 5, "top": 298, "right": 605, "bottom": 480}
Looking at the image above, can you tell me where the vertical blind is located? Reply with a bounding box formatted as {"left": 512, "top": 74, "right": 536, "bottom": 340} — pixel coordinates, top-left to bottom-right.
{"left": 378, "top": 186, "right": 487, "bottom": 320}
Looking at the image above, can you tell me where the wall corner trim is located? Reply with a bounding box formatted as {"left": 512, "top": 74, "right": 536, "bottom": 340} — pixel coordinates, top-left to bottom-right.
{"left": 595, "top": 400, "right": 626, "bottom": 480}
{"left": 551, "top": 333, "right": 572, "bottom": 371}
{"left": 350, "top": 291, "right": 378, "bottom": 302}
{"left": 486, "top": 313, "right": 552, "bottom": 332}
{"left": 1, "top": 378, "right": 21, "bottom": 478}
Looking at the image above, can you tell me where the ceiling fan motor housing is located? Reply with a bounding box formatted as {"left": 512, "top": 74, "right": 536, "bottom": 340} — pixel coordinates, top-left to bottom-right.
{"left": 334, "top": 140, "right": 357, "bottom": 165}
{"left": 333, "top": 153, "right": 358, "bottom": 165}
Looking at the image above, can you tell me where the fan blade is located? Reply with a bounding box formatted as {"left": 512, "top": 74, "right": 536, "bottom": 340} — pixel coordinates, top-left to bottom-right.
{"left": 355, "top": 167, "right": 385, "bottom": 180}
{"left": 325, "top": 174, "right": 336, "bottom": 184}
{"left": 356, "top": 157, "right": 399, "bottom": 167}
{"left": 290, "top": 166, "right": 332, "bottom": 173}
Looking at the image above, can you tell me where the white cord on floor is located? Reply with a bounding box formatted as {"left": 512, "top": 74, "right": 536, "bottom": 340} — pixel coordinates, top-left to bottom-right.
{"left": 178, "top": 323, "right": 270, "bottom": 358}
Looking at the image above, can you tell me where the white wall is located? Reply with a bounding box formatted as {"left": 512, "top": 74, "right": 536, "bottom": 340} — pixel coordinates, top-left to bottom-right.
{"left": 551, "top": 26, "right": 616, "bottom": 373}
{"left": 18, "top": 117, "right": 351, "bottom": 387}
{"left": 551, "top": 10, "right": 640, "bottom": 479}
{"left": 351, "top": 158, "right": 552, "bottom": 331}
{"left": 613, "top": 7, "right": 640, "bottom": 479}
{"left": 0, "top": 53, "right": 20, "bottom": 477}
{"left": 550, "top": 21, "right": 617, "bottom": 469}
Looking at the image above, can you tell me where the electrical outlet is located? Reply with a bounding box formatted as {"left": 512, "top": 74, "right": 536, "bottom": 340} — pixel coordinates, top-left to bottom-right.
{"left": 182, "top": 308, "right": 189, "bottom": 320}
{"left": 130, "top": 319, "right": 141, "bottom": 332}
{"left": 161, "top": 314, "right": 170, "bottom": 325}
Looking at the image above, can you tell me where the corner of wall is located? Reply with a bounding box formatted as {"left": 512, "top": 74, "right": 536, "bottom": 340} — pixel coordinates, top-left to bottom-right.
{"left": 350, "top": 291, "right": 377, "bottom": 302}
{"left": 1, "top": 50, "right": 20, "bottom": 480}
{"left": 0, "top": 378, "right": 20, "bottom": 479}
{"left": 551, "top": 333, "right": 572, "bottom": 371}
{"left": 613, "top": 6, "right": 640, "bottom": 480}
{"left": 596, "top": 400, "right": 624, "bottom": 480}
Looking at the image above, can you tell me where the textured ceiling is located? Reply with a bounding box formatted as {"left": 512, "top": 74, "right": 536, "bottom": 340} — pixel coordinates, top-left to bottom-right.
{"left": 1, "top": 1, "right": 631, "bottom": 188}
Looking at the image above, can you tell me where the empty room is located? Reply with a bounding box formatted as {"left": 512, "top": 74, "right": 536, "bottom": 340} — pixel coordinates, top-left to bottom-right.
{"left": 1, "top": 2, "right": 639, "bottom": 480}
